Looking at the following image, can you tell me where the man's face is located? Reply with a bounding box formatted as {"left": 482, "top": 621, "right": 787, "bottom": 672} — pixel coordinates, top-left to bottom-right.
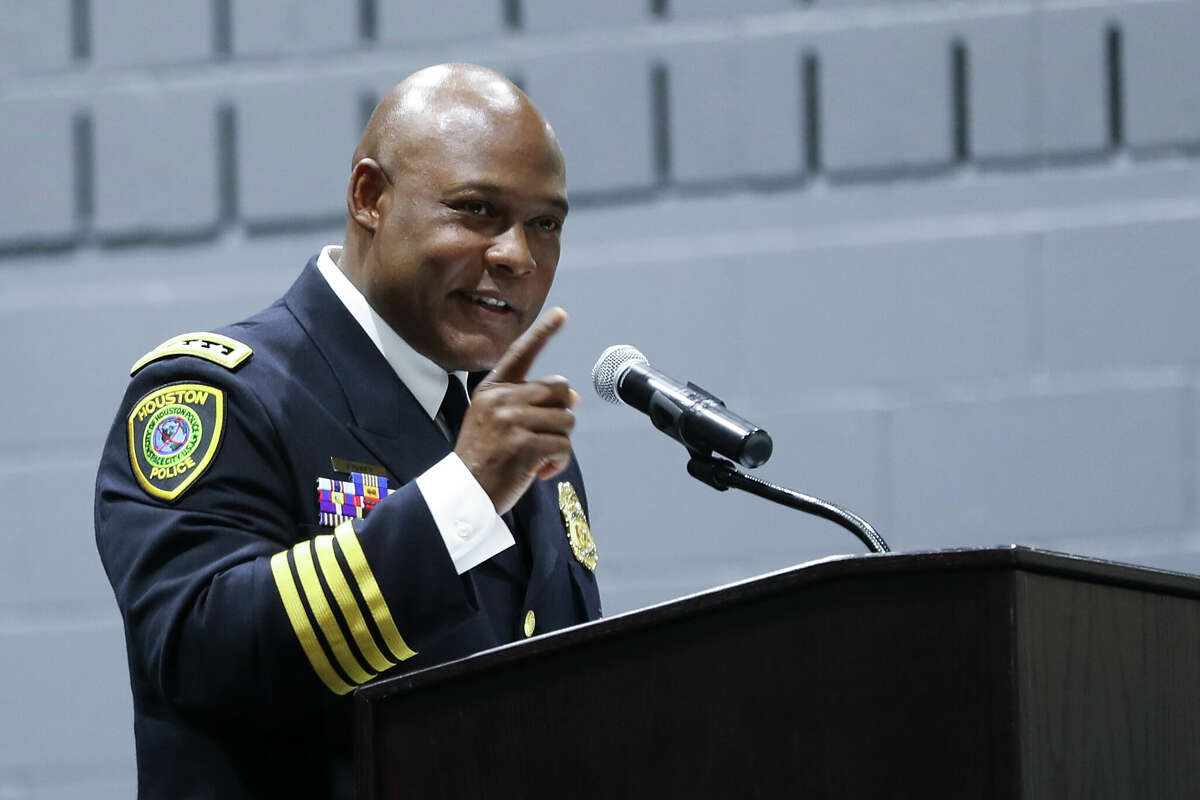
{"left": 361, "top": 108, "right": 568, "bottom": 373}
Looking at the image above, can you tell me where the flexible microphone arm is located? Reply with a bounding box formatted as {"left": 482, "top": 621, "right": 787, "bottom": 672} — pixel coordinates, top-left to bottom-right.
{"left": 686, "top": 452, "right": 891, "bottom": 554}
{"left": 592, "top": 344, "right": 889, "bottom": 553}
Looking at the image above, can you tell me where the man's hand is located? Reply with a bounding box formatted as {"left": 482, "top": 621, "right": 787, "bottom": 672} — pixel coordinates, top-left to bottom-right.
{"left": 455, "top": 307, "right": 579, "bottom": 515}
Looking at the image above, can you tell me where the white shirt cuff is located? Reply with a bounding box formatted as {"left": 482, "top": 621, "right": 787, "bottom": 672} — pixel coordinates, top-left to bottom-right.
{"left": 415, "top": 453, "right": 515, "bottom": 575}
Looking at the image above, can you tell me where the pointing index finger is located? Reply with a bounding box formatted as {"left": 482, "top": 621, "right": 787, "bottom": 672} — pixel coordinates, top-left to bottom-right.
{"left": 487, "top": 307, "right": 567, "bottom": 383}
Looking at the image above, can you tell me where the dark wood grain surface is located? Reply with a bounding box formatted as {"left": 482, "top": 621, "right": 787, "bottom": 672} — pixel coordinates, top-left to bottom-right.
{"left": 1015, "top": 571, "right": 1200, "bottom": 799}
{"left": 355, "top": 547, "right": 1200, "bottom": 799}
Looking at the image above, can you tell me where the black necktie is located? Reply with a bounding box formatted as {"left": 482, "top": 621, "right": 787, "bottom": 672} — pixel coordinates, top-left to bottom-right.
{"left": 438, "top": 374, "right": 469, "bottom": 443}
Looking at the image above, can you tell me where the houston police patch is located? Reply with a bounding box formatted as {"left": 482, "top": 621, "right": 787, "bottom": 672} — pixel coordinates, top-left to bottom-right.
{"left": 127, "top": 382, "right": 226, "bottom": 501}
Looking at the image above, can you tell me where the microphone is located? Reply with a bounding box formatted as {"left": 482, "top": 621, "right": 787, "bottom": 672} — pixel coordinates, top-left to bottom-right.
{"left": 591, "top": 345, "right": 773, "bottom": 468}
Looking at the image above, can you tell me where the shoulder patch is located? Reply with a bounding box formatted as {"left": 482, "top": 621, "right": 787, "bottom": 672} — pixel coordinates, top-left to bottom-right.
{"left": 130, "top": 332, "right": 252, "bottom": 376}
{"left": 127, "top": 382, "right": 226, "bottom": 502}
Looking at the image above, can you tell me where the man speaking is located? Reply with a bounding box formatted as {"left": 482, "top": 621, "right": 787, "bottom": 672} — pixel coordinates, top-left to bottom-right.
{"left": 94, "top": 63, "right": 600, "bottom": 799}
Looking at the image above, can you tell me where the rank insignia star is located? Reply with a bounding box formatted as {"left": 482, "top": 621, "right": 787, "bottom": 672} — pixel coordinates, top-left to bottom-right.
{"left": 130, "top": 331, "right": 253, "bottom": 375}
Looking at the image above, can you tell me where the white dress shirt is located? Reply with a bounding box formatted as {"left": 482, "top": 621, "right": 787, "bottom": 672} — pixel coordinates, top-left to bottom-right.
{"left": 315, "top": 245, "right": 514, "bottom": 573}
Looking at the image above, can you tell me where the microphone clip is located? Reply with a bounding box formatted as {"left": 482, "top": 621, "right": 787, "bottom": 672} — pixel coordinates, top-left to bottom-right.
{"left": 685, "top": 451, "right": 734, "bottom": 492}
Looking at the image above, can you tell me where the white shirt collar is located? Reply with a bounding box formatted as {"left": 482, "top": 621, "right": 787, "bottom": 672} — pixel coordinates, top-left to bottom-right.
{"left": 315, "top": 244, "right": 468, "bottom": 420}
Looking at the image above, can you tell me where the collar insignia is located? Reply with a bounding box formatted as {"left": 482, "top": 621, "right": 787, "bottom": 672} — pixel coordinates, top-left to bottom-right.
{"left": 558, "top": 481, "right": 598, "bottom": 571}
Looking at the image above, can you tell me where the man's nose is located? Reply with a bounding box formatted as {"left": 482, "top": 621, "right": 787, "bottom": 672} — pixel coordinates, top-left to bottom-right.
{"left": 485, "top": 223, "right": 535, "bottom": 276}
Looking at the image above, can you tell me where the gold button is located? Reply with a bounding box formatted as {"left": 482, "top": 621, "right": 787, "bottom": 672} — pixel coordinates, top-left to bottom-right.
{"left": 523, "top": 609, "right": 536, "bottom": 638}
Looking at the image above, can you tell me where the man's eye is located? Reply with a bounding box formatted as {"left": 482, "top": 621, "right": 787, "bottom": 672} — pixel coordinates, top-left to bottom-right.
{"left": 462, "top": 200, "right": 492, "bottom": 216}
{"left": 535, "top": 217, "right": 561, "bottom": 233}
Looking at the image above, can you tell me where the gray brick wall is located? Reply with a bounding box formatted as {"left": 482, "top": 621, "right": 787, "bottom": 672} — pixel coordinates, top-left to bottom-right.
{"left": 230, "top": 0, "right": 360, "bottom": 56}
{"left": 4, "top": 0, "right": 1200, "bottom": 794}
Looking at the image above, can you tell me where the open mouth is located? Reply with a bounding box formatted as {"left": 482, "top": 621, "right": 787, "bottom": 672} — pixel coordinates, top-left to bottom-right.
{"left": 459, "top": 291, "right": 515, "bottom": 315}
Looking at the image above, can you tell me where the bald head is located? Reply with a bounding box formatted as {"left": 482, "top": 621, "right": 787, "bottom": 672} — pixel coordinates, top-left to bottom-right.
{"left": 354, "top": 63, "right": 561, "bottom": 177}
{"left": 338, "top": 63, "right": 569, "bottom": 372}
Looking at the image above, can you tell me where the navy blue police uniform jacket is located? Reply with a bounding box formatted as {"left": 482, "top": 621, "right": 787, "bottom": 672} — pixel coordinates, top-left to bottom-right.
{"left": 94, "top": 258, "right": 601, "bottom": 800}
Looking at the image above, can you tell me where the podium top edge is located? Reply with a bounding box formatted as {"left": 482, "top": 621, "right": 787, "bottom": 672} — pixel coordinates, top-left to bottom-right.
{"left": 355, "top": 545, "right": 1200, "bottom": 703}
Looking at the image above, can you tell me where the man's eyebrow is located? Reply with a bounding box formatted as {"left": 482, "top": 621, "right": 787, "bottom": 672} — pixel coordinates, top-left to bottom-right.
{"left": 447, "top": 182, "right": 569, "bottom": 215}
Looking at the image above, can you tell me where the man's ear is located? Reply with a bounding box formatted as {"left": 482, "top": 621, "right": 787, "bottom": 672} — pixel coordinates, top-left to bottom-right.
{"left": 347, "top": 158, "right": 390, "bottom": 233}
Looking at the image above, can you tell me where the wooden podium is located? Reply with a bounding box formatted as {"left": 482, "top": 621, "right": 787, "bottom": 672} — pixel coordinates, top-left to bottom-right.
{"left": 354, "top": 547, "right": 1200, "bottom": 799}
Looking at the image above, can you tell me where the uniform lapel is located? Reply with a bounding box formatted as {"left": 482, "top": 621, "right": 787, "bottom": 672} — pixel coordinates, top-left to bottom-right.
{"left": 283, "top": 259, "right": 451, "bottom": 485}
{"left": 284, "top": 259, "right": 600, "bottom": 623}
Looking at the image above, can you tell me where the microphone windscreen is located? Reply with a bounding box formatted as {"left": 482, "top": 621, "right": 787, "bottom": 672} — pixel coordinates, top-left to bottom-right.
{"left": 591, "top": 345, "right": 648, "bottom": 405}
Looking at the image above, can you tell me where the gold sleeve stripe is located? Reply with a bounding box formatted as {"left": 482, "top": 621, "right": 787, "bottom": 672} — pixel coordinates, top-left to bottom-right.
{"left": 334, "top": 520, "right": 418, "bottom": 662}
{"left": 269, "top": 551, "right": 355, "bottom": 695}
{"left": 292, "top": 541, "right": 375, "bottom": 685}
{"left": 313, "top": 534, "right": 396, "bottom": 674}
